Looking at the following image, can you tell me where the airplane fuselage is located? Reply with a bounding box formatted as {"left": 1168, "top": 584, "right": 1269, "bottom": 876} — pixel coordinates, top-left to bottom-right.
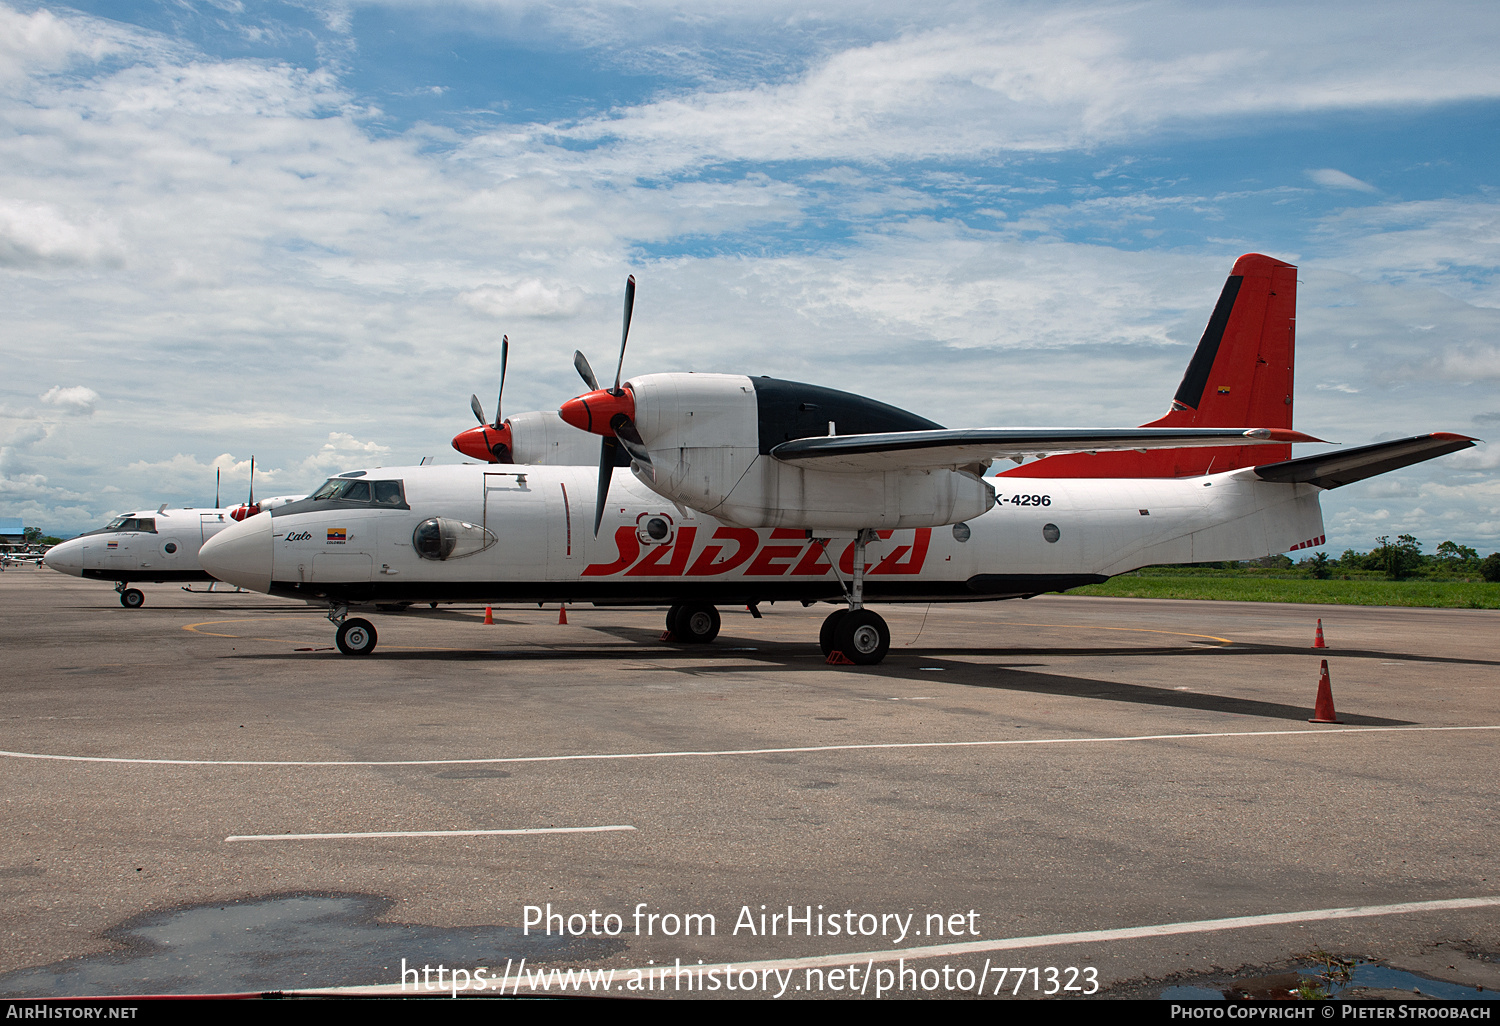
{"left": 202, "top": 462, "right": 1327, "bottom": 607}
{"left": 44, "top": 508, "right": 238, "bottom": 586}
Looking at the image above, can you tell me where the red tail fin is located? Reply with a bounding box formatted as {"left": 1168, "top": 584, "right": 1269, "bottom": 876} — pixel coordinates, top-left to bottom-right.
{"left": 1004, "top": 253, "right": 1297, "bottom": 478}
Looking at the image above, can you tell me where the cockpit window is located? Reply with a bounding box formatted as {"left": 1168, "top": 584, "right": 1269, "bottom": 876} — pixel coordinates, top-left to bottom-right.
{"left": 102, "top": 516, "right": 156, "bottom": 533}
{"left": 309, "top": 478, "right": 408, "bottom": 508}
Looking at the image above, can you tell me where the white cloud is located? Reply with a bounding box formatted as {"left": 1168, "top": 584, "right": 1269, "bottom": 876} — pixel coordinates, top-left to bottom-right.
{"left": 0, "top": 201, "right": 123, "bottom": 268}
{"left": 1307, "top": 168, "right": 1378, "bottom": 193}
{"left": 38, "top": 385, "right": 99, "bottom": 414}
{"left": 459, "top": 280, "right": 587, "bottom": 319}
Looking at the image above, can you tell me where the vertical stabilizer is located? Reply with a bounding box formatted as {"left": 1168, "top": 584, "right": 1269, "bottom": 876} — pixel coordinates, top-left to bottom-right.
{"left": 1005, "top": 253, "right": 1297, "bottom": 478}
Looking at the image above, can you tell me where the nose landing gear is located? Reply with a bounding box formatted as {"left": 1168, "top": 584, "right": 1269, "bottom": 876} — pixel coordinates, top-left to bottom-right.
{"left": 115, "top": 582, "right": 145, "bottom": 608}
{"left": 328, "top": 602, "right": 378, "bottom": 656}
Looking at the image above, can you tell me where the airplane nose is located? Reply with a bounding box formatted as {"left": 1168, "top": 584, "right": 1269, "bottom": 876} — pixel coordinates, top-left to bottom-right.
{"left": 200, "top": 510, "right": 273, "bottom": 592}
{"left": 43, "top": 538, "right": 83, "bottom": 577}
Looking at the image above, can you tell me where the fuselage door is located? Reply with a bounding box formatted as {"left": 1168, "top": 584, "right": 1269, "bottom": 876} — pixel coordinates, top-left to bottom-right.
{"left": 482, "top": 472, "right": 558, "bottom": 580}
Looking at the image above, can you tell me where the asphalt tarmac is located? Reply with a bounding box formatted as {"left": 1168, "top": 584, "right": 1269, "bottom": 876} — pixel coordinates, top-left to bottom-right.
{"left": 1, "top": 567, "right": 1497, "bottom": 999}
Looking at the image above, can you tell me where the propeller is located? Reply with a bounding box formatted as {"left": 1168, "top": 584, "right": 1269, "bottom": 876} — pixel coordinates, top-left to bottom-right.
{"left": 215, "top": 467, "right": 220, "bottom": 509}
{"left": 460, "top": 335, "right": 513, "bottom": 462}
{"left": 248, "top": 456, "right": 255, "bottom": 507}
{"left": 569, "top": 275, "right": 649, "bottom": 535}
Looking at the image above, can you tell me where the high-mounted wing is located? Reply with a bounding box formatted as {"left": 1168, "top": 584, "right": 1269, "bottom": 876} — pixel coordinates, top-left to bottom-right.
{"left": 770, "top": 427, "right": 1325, "bottom": 474}
{"left": 1253, "top": 432, "right": 1477, "bottom": 489}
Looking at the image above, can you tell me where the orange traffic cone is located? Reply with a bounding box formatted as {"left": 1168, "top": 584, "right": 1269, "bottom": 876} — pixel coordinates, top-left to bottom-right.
{"left": 558, "top": 605, "right": 568, "bottom": 625}
{"left": 1313, "top": 618, "right": 1326, "bottom": 649}
{"left": 1309, "top": 659, "right": 1342, "bottom": 723}
{"left": 483, "top": 605, "right": 494, "bottom": 625}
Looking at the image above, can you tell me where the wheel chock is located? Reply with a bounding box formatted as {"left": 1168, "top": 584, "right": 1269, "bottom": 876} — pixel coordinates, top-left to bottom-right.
{"left": 1309, "top": 659, "right": 1342, "bottom": 723}
{"left": 825, "top": 650, "right": 856, "bottom": 665}
{"left": 659, "top": 630, "right": 676, "bottom": 642}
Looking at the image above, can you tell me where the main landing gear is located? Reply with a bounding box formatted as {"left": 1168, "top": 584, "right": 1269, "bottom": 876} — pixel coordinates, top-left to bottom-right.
{"left": 328, "top": 602, "right": 378, "bottom": 656}
{"left": 115, "top": 582, "right": 144, "bottom": 609}
{"left": 819, "top": 530, "right": 891, "bottom": 666}
{"left": 665, "top": 602, "right": 721, "bottom": 643}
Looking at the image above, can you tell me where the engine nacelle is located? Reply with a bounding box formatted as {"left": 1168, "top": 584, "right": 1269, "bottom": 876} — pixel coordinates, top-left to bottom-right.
{"left": 621, "top": 373, "right": 995, "bottom": 530}
{"left": 452, "top": 410, "right": 610, "bottom": 466}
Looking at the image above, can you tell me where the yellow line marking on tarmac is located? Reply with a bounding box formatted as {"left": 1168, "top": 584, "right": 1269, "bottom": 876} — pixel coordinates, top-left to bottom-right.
{"left": 3, "top": 724, "right": 1497, "bottom": 768}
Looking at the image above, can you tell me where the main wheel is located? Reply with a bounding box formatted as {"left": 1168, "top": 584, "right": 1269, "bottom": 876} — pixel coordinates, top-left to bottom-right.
{"left": 336, "top": 617, "right": 378, "bottom": 656}
{"left": 834, "top": 609, "right": 889, "bottom": 665}
{"left": 675, "top": 603, "right": 721, "bottom": 644}
{"left": 120, "top": 588, "right": 144, "bottom": 609}
{"left": 819, "top": 609, "right": 848, "bottom": 656}
{"left": 666, "top": 603, "right": 684, "bottom": 635}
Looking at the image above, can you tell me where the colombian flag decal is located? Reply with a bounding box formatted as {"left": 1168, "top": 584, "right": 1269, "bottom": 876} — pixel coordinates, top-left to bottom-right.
{"left": 327, "top": 528, "right": 346, "bottom": 544}
{"left": 106, "top": 541, "right": 118, "bottom": 549}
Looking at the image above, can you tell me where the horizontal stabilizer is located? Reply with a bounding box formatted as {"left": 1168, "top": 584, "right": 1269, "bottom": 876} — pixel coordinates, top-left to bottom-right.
{"left": 1252, "top": 432, "right": 1478, "bottom": 489}
{"left": 772, "top": 427, "right": 1324, "bottom": 474}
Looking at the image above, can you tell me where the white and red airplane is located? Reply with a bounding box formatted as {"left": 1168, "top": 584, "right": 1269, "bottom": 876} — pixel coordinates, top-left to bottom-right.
{"left": 45, "top": 464, "right": 304, "bottom": 607}
{"left": 199, "top": 255, "right": 1477, "bottom": 660}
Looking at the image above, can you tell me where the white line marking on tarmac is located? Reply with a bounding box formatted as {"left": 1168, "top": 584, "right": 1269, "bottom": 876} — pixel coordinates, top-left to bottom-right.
{"left": 224, "top": 825, "right": 636, "bottom": 842}
{"left": 300, "top": 894, "right": 1500, "bottom": 996}
{"left": 0, "top": 724, "right": 1496, "bottom": 768}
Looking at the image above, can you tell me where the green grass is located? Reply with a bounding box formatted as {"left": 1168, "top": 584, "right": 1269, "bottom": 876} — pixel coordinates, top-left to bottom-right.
{"left": 1068, "top": 575, "right": 1500, "bottom": 608}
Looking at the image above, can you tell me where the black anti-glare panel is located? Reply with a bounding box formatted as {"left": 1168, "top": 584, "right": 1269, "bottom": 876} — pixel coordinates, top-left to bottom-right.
{"left": 752, "top": 377, "right": 942, "bottom": 455}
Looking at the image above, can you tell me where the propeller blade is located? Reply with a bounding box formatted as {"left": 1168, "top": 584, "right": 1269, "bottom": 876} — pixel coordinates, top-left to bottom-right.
{"left": 573, "top": 350, "right": 598, "bottom": 391}
{"left": 594, "top": 436, "right": 619, "bottom": 536}
{"left": 248, "top": 456, "right": 255, "bottom": 506}
{"left": 493, "top": 334, "right": 508, "bottom": 428}
{"left": 613, "top": 274, "right": 635, "bottom": 395}
{"left": 215, "top": 467, "right": 220, "bottom": 509}
{"left": 611, "top": 413, "right": 652, "bottom": 468}
{"left": 470, "top": 394, "right": 486, "bottom": 425}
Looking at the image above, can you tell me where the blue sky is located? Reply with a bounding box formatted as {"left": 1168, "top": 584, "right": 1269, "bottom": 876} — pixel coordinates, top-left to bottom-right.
{"left": 2, "top": 0, "right": 1499, "bottom": 552}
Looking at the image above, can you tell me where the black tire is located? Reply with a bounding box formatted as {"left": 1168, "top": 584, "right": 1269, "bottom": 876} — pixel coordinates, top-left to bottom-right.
{"left": 120, "top": 588, "right": 144, "bottom": 609}
{"left": 336, "top": 617, "right": 378, "bottom": 656}
{"left": 835, "top": 609, "right": 889, "bottom": 665}
{"left": 666, "top": 603, "right": 684, "bottom": 635}
{"left": 819, "top": 609, "right": 848, "bottom": 656}
{"left": 675, "top": 603, "right": 721, "bottom": 644}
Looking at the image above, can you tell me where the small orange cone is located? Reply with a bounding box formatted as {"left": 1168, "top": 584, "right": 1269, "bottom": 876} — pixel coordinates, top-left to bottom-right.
{"left": 1313, "top": 618, "right": 1326, "bottom": 649}
{"left": 1309, "top": 659, "right": 1342, "bottom": 723}
{"left": 483, "top": 605, "right": 494, "bottom": 625}
{"left": 558, "top": 605, "right": 568, "bottom": 625}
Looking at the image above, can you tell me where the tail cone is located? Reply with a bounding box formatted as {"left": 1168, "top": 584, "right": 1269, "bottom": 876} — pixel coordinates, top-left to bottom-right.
{"left": 1309, "top": 659, "right": 1342, "bottom": 723}
{"left": 1313, "top": 618, "right": 1326, "bottom": 649}
{"left": 484, "top": 605, "right": 494, "bottom": 626}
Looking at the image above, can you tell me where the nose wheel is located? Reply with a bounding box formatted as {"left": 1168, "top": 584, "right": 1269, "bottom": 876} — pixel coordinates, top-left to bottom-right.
{"left": 335, "top": 617, "right": 378, "bottom": 656}
{"left": 116, "top": 583, "right": 144, "bottom": 608}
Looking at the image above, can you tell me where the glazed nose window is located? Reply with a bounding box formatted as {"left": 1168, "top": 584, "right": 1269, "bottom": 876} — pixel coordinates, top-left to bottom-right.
{"left": 412, "top": 518, "right": 496, "bottom": 560}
